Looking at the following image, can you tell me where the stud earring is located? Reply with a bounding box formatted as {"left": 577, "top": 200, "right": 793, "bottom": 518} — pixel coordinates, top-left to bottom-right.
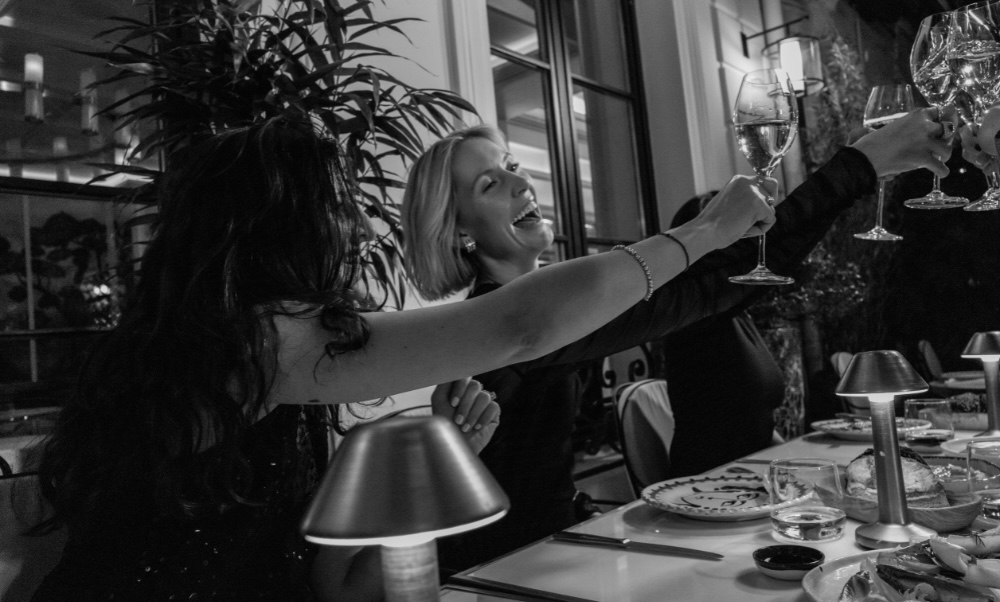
{"left": 462, "top": 238, "right": 477, "bottom": 253}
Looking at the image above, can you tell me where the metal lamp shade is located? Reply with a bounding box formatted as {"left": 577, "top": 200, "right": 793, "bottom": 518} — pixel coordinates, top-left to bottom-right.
{"left": 962, "top": 332, "right": 1000, "bottom": 357}
{"left": 835, "top": 350, "right": 928, "bottom": 397}
{"left": 301, "top": 415, "right": 509, "bottom": 546}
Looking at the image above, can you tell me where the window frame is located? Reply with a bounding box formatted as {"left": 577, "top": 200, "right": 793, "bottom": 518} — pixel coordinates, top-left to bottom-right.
{"left": 486, "top": 0, "right": 658, "bottom": 258}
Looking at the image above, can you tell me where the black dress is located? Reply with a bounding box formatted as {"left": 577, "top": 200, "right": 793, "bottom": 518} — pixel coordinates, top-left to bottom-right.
{"left": 31, "top": 405, "right": 330, "bottom": 602}
{"left": 436, "top": 147, "right": 877, "bottom": 572}
{"left": 662, "top": 309, "right": 785, "bottom": 478}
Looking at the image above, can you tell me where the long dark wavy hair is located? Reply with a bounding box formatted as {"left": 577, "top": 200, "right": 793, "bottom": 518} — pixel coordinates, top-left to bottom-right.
{"left": 37, "top": 117, "right": 372, "bottom": 529}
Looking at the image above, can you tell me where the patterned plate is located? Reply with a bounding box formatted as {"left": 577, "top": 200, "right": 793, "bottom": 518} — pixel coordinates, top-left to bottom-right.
{"left": 641, "top": 475, "right": 793, "bottom": 522}
{"left": 810, "top": 418, "right": 931, "bottom": 441}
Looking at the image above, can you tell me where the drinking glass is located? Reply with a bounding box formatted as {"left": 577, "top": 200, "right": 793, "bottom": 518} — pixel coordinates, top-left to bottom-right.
{"left": 729, "top": 68, "right": 798, "bottom": 285}
{"left": 907, "top": 12, "right": 969, "bottom": 209}
{"left": 855, "top": 85, "right": 914, "bottom": 241}
{"left": 948, "top": 1, "right": 1000, "bottom": 211}
{"left": 768, "top": 458, "right": 846, "bottom": 542}
{"left": 903, "top": 398, "right": 955, "bottom": 447}
{"left": 967, "top": 437, "right": 1000, "bottom": 491}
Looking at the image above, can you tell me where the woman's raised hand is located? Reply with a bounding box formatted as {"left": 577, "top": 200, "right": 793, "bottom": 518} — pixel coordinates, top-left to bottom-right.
{"left": 687, "top": 175, "right": 779, "bottom": 248}
{"left": 851, "top": 107, "right": 955, "bottom": 179}
{"left": 430, "top": 377, "right": 500, "bottom": 455}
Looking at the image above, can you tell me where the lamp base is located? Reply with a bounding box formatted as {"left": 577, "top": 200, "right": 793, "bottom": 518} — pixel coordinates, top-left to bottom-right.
{"left": 976, "top": 429, "right": 1000, "bottom": 438}
{"left": 855, "top": 521, "right": 937, "bottom": 549}
{"left": 382, "top": 540, "right": 439, "bottom": 602}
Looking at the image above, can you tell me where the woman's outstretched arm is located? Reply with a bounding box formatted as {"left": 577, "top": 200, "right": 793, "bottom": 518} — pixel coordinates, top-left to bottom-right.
{"left": 270, "top": 175, "right": 775, "bottom": 406}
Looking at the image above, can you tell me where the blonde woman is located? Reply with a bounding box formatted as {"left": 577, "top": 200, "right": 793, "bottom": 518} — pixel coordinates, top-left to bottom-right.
{"left": 401, "top": 110, "right": 953, "bottom": 571}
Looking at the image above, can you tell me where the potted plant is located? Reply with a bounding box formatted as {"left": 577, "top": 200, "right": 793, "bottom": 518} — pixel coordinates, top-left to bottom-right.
{"left": 86, "top": 0, "right": 477, "bottom": 308}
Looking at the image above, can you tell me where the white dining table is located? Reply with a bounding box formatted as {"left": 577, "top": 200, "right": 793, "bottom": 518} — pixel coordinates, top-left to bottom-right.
{"left": 440, "top": 429, "right": 981, "bottom": 602}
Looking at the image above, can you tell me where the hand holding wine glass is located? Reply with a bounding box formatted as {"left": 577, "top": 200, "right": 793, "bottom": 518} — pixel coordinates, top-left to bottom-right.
{"left": 729, "top": 68, "right": 798, "bottom": 285}
{"left": 907, "top": 11, "right": 968, "bottom": 209}
{"left": 854, "top": 84, "right": 914, "bottom": 241}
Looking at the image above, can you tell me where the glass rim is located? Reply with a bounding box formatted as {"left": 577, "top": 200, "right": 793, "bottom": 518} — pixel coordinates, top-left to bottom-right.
{"left": 769, "top": 457, "right": 839, "bottom": 470}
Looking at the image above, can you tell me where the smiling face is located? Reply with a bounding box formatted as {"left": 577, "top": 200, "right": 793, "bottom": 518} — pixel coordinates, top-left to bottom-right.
{"left": 451, "top": 137, "right": 553, "bottom": 278}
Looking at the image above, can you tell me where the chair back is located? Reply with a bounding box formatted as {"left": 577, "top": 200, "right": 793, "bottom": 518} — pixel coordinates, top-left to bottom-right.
{"left": 0, "top": 474, "right": 67, "bottom": 602}
{"left": 918, "top": 339, "right": 944, "bottom": 381}
{"left": 613, "top": 379, "right": 673, "bottom": 498}
{"left": 830, "top": 351, "right": 853, "bottom": 378}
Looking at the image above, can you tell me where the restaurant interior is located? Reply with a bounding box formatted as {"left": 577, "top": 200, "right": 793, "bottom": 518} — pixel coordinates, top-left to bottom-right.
{"left": 2, "top": 0, "right": 1000, "bottom": 600}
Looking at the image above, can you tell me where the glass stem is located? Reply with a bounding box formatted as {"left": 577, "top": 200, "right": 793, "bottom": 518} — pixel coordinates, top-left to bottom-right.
{"left": 931, "top": 174, "right": 942, "bottom": 194}
{"left": 756, "top": 173, "right": 770, "bottom": 271}
{"left": 875, "top": 181, "right": 887, "bottom": 230}
{"left": 756, "top": 234, "right": 767, "bottom": 270}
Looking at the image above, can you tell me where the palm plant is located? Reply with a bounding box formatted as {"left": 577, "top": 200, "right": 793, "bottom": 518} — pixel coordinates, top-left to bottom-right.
{"left": 86, "top": 0, "right": 477, "bottom": 308}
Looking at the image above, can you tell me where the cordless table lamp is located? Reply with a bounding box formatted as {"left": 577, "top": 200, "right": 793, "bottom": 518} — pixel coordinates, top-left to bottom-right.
{"left": 836, "top": 350, "right": 935, "bottom": 549}
{"left": 301, "top": 415, "right": 509, "bottom": 602}
{"left": 962, "top": 331, "right": 1000, "bottom": 437}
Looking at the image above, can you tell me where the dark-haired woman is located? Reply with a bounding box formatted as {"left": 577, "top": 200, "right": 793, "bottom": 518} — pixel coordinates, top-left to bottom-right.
{"left": 30, "top": 116, "right": 777, "bottom": 601}
{"left": 401, "top": 109, "right": 953, "bottom": 571}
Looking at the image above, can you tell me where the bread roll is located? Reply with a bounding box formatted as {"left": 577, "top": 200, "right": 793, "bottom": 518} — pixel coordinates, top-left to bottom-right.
{"left": 845, "top": 447, "right": 949, "bottom": 508}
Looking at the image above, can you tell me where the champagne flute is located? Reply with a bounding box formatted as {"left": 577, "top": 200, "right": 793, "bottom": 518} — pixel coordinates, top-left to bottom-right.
{"left": 854, "top": 85, "right": 914, "bottom": 241}
{"left": 906, "top": 12, "right": 969, "bottom": 209}
{"left": 729, "top": 68, "right": 798, "bottom": 285}
{"left": 948, "top": 0, "right": 1000, "bottom": 211}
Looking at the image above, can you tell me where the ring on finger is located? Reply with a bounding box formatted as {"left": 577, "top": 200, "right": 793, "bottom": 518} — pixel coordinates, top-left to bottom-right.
{"left": 941, "top": 120, "right": 955, "bottom": 139}
{"left": 486, "top": 390, "right": 497, "bottom": 402}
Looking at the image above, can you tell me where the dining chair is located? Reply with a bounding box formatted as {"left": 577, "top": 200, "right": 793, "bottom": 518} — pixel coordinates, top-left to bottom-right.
{"left": 918, "top": 339, "right": 945, "bottom": 381}
{"left": 612, "top": 379, "right": 674, "bottom": 498}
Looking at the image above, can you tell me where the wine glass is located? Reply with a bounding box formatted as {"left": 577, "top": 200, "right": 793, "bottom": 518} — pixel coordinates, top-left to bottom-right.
{"left": 854, "top": 85, "right": 914, "bottom": 241}
{"left": 729, "top": 68, "right": 798, "bottom": 285}
{"left": 907, "top": 12, "right": 969, "bottom": 209}
{"left": 948, "top": 0, "right": 1000, "bottom": 211}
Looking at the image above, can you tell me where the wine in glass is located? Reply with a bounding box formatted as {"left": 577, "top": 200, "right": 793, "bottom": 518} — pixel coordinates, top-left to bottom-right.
{"left": 729, "top": 68, "right": 798, "bottom": 285}
{"left": 854, "top": 85, "right": 914, "bottom": 241}
{"left": 907, "top": 12, "right": 969, "bottom": 209}
{"left": 948, "top": 0, "right": 1000, "bottom": 211}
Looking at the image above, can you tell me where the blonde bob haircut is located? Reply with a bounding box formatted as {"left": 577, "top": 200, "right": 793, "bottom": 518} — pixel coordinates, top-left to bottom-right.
{"left": 402, "top": 125, "right": 508, "bottom": 301}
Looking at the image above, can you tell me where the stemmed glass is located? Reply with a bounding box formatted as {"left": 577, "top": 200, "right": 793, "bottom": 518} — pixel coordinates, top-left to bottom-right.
{"left": 907, "top": 12, "right": 969, "bottom": 209}
{"left": 948, "top": 1, "right": 1000, "bottom": 211}
{"left": 729, "top": 68, "right": 798, "bottom": 285}
{"left": 854, "top": 85, "right": 914, "bottom": 241}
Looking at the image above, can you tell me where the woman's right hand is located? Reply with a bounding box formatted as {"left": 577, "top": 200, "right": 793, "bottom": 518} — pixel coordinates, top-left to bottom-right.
{"left": 687, "top": 175, "right": 779, "bottom": 250}
{"left": 430, "top": 377, "right": 500, "bottom": 455}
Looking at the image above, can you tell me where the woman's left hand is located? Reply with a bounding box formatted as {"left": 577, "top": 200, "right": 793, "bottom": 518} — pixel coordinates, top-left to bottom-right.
{"left": 431, "top": 377, "right": 500, "bottom": 455}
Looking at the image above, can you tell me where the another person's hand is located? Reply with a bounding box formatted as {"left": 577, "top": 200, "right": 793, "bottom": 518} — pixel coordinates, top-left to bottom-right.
{"left": 850, "top": 107, "right": 954, "bottom": 179}
{"left": 431, "top": 377, "right": 500, "bottom": 455}
{"left": 692, "top": 175, "right": 779, "bottom": 245}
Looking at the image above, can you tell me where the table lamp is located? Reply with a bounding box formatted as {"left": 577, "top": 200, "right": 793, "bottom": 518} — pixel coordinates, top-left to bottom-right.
{"left": 835, "top": 350, "right": 936, "bottom": 549}
{"left": 962, "top": 331, "right": 1000, "bottom": 437}
{"left": 301, "top": 415, "right": 509, "bottom": 601}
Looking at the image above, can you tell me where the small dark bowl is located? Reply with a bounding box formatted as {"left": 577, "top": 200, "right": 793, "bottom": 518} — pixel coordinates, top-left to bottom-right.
{"left": 752, "top": 545, "right": 825, "bottom": 581}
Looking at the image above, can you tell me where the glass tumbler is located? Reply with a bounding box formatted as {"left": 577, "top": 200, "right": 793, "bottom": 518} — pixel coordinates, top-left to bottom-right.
{"left": 904, "top": 399, "right": 955, "bottom": 447}
{"left": 967, "top": 438, "right": 1000, "bottom": 492}
{"left": 768, "top": 458, "right": 846, "bottom": 543}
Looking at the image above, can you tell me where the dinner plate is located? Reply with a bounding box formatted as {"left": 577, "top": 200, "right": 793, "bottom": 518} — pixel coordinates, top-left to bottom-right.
{"left": 810, "top": 418, "right": 931, "bottom": 441}
{"left": 801, "top": 549, "right": 882, "bottom": 602}
{"left": 944, "top": 370, "right": 985, "bottom": 381}
{"left": 640, "top": 474, "right": 791, "bottom": 522}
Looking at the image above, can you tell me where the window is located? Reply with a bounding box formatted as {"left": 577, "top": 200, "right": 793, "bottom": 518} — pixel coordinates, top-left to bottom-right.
{"left": 0, "top": 0, "right": 150, "bottom": 394}
{"left": 486, "top": 0, "right": 655, "bottom": 262}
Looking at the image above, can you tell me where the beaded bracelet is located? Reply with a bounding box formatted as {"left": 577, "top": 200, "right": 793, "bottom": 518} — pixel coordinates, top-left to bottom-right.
{"left": 658, "top": 231, "right": 690, "bottom": 271}
{"left": 612, "top": 244, "right": 654, "bottom": 301}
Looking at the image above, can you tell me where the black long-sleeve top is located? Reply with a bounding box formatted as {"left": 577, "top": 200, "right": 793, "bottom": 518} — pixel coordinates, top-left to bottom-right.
{"left": 436, "top": 147, "right": 877, "bottom": 572}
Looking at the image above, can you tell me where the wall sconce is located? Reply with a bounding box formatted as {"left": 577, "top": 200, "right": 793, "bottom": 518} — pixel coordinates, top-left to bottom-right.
{"left": 301, "top": 416, "right": 509, "bottom": 601}
{"left": 24, "top": 53, "right": 44, "bottom": 123}
{"left": 836, "top": 350, "right": 935, "bottom": 549}
{"left": 741, "top": 16, "right": 825, "bottom": 97}
{"left": 963, "top": 332, "right": 1000, "bottom": 437}
{"left": 80, "top": 69, "right": 99, "bottom": 136}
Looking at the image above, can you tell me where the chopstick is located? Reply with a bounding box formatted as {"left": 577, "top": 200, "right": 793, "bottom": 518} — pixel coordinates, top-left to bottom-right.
{"left": 448, "top": 575, "right": 597, "bottom": 602}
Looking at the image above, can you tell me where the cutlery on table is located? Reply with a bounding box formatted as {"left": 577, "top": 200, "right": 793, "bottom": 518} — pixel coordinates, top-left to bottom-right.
{"left": 448, "top": 574, "right": 597, "bottom": 602}
{"left": 551, "top": 530, "right": 723, "bottom": 560}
